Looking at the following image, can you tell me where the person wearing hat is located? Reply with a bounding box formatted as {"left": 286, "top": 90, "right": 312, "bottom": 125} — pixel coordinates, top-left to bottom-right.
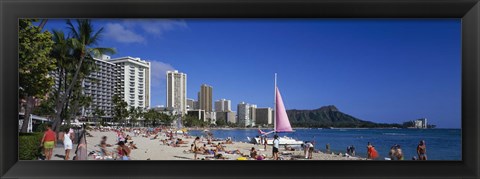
{"left": 272, "top": 135, "right": 280, "bottom": 160}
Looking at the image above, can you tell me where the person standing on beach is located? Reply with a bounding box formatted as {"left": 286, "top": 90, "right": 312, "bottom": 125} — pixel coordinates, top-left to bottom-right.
{"left": 40, "top": 124, "right": 56, "bottom": 160}
{"left": 307, "top": 142, "right": 314, "bottom": 159}
{"left": 63, "top": 128, "right": 73, "bottom": 160}
{"left": 389, "top": 145, "right": 396, "bottom": 160}
{"left": 273, "top": 135, "right": 280, "bottom": 160}
{"left": 367, "top": 142, "right": 380, "bottom": 160}
{"left": 417, "top": 140, "right": 427, "bottom": 160}
{"left": 367, "top": 143, "right": 379, "bottom": 160}
{"left": 326, "top": 143, "right": 330, "bottom": 153}
{"left": 194, "top": 137, "right": 200, "bottom": 160}
{"left": 350, "top": 145, "right": 355, "bottom": 156}
{"left": 68, "top": 128, "right": 75, "bottom": 144}
{"left": 263, "top": 137, "right": 268, "bottom": 150}
{"left": 303, "top": 144, "right": 307, "bottom": 157}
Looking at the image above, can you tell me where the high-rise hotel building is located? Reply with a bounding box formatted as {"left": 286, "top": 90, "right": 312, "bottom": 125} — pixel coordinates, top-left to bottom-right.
{"left": 166, "top": 70, "right": 187, "bottom": 115}
{"left": 215, "top": 99, "right": 231, "bottom": 112}
{"left": 199, "top": 84, "right": 213, "bottom": 112}
{"left": 81, "top": 55, "right": 117, "bottom": 117}
{"left": 255, "top": 107, "right": 273, "bottom": 126}
{"left": 109, "top": 56, "right": 151, "bottom": 109}
{"left": 237, "top": 102, "right": 250, "bottom": 127}
{"left": 52, "top": 55, "right": 151, "bottom": 120}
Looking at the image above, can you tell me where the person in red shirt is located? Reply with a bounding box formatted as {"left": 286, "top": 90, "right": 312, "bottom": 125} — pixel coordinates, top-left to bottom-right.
{"left": 40, "top": 124, "right": 57, "bottom": 160}
{"left": 366, "top": 142, "right": 379, "bottom": 160}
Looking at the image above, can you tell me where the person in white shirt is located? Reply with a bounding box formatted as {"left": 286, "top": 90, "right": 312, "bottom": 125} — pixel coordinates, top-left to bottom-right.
{"left": 273, "top": 135, "right": 279, "bottom": 160}
{"left": 63, "top": 128, "right": 73, "bottom": 160}
{"left": 307, "top": 142, "right": 314, "bottom": 159}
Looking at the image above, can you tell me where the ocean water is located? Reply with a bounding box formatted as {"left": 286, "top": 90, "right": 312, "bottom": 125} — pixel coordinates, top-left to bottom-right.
{"left": 189, "top": 128, "right": 461, "bottom": 160}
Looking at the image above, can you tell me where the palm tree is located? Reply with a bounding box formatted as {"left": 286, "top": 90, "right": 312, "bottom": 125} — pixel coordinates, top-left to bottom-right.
{"left": 93, "top": 107, "right": 105, "bottom": 126}
{"left": 52, "top": 19, "right": 115, "bottom": 131}
{"left": 51, "top": 30, "right": 72, "bottom": 112}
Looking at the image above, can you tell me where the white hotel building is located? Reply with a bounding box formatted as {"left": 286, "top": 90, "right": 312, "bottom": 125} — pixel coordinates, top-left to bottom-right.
{"left": 81, "top": 55, "right": 117, "bottom": 117}
{"left": 215, "top": 99, "right": 231, "bottom": 112}
{"left": 109, "top": 56, "right": 151, "bottom": 109}
{"left": 166, "top": 70, "right": 187, "bottom": 115}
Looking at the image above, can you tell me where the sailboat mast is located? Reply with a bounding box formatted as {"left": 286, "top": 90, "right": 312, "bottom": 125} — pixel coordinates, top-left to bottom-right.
{"left": 274, "top": 73, "right": 277, "bottom": 133}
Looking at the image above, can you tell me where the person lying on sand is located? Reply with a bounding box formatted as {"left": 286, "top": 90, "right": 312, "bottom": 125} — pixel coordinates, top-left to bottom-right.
{"left": 214, "top": 153, "right": 228, "bottom": 159}
{"left": 205, "top": 152, "right": 229, "bottom": 160}
{"left": 256, "top": 154, "right": 266, "bottom": 160}
{"left": 284, "top": 146, "right": 296, "bottom": 151}
{"left": 225, "top": 149, "right": 241, "bottom": 154}
{"left": 150, "top": 135, "right": 158, "bottom": 140}
{"left": 161, "top": 139, "right": 168, "bottom": 145}
{"left": 204, "top": 149, "right": 216, "bottom": 155}
{"left": 176, "top": 138, "right": 187, "bottom": 144}
{"left": 195, "top": 144, "right": 206, "bottom": 153}
{"left": 214, "top": 143, "right": 226, "bottom": 151}
{"left": 168, "top": 141, "right": 181, "bottom": 147}
{"left": 128, "top": 141, "right": 138, "bottom": 150}
{"left": 250, "top": 147, "right": 258, "bottom": 159}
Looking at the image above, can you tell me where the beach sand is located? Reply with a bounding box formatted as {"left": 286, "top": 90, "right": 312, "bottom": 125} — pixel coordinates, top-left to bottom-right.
{"left": 53, "top": 130, "right": 364, "bottom": 161}
{"left": 49, "top": 129, "right": 365, "bottom": 160}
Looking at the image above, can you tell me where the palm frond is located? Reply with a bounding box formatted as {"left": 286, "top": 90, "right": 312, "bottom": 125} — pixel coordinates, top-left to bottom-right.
{"left": 88, "top": 27, "right": 104, "bottom": 46}
{"left": 66, "top": 19, "right": 79, "bottom": 40}
{"left": 89, "top": 47, "right": 116, "bottom": 58}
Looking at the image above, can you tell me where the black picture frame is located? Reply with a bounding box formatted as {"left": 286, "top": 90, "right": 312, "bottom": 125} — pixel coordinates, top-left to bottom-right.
{"left": 1, "top": 0, "right": 479, "bottom": 178}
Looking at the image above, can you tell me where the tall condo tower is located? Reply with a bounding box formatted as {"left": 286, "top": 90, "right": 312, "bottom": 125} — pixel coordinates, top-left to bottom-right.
{"left": 109, "top": 56, "right": 151, "bottom": 109}
{"left": 166, "top": 70, "right": 187, "bottom": 115}
{"left": 199, "top": 84, "right": 213, "bottom": 112}
{"left": 215, "top": 99, "right": 231, "bottom": 112}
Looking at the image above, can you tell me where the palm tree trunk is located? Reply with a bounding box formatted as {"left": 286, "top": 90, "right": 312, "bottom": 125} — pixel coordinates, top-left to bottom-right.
{"left": 20, "top": 96, "right": 35, "bottom": 133}
{"left": 38, "top": 19, "right": 48, "bottom": 30}
{"left": 64, "top": 90, "right": 73, "bottom": 125}
{"left": 69, "top": 99, "right": 80, "bottom": 125}
{"left": 52, "top": 55, "right": 85, "bottom": 131}
{"left": 53, "top": 68, "right": 63, "bottom": 112}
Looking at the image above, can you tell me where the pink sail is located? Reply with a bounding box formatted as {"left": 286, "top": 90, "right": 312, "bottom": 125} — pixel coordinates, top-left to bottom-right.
{"left": 275, "top": 87, "right": 293, "bottom": 132}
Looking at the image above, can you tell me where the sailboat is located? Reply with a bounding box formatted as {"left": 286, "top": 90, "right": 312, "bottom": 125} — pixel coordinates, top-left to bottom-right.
{"left": 250, "top": 74, "right": 303, "bottom": 146}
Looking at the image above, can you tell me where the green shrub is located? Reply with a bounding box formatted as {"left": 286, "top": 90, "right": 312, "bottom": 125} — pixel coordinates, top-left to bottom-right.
{"left": 19, "top": 132, "right": 43, "bottom": 160}
{"left": 35, "top": 123, "right": 48, "bottom": 132}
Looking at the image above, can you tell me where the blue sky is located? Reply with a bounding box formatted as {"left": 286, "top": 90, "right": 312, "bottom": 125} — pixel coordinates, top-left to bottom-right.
{"left": 42, "top": 19, "right": 461, "bottom": 128}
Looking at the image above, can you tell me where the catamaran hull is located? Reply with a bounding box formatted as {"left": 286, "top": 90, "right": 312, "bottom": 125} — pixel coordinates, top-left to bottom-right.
{"left": 252, "top": 137, "right": 303, "bottom": 145}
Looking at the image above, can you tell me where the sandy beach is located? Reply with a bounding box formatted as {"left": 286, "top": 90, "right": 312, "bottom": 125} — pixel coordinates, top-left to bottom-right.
{"left": 47, "top": 129, "right": 366, "bottom": 161}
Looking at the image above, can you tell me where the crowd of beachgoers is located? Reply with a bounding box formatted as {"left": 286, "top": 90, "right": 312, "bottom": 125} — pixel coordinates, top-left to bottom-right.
{"left": 75, "top": 126, "right": 367, "bottom": 160}
{"left": 38, "top": 124, "right": 429, "bottom": 161}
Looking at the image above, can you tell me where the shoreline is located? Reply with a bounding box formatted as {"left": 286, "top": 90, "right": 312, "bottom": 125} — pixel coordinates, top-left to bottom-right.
{"left": 185, "top": 127, "right": 449, "bottom": 130}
